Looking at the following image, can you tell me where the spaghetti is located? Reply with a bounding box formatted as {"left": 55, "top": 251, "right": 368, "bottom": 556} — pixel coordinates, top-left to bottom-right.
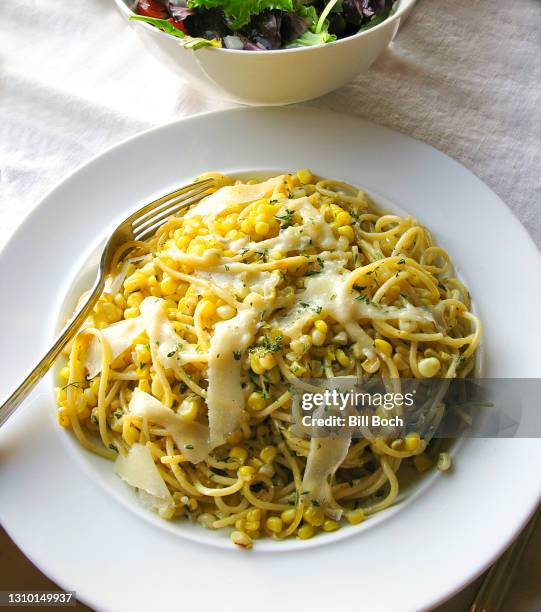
{"left": 55, "top": 170, "right": 481, "bottom": 548}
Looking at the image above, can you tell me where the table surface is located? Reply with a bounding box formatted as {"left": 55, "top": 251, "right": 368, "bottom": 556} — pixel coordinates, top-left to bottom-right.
{"left": 1, "top": 0, "right": 540, "bottom": 610}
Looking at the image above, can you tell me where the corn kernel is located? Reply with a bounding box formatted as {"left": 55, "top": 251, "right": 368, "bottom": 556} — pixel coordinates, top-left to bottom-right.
{"left": 114, "top": 293, "right": 127, "bottom": 309}
{"left": 290, "top": 338, "right": 309, "bottom": 355}
{"left": 281, "top": 508, "right": 296, "bottom": 524}
{"left": 102, "top": 301, "right": 121, "bottom": 323}
{"left": 335, "top": 348, "right": 350, "bottom": 369}
{"left": 247, "top": 391, "right": 267, "bottom": 412}
{"left": 313, "top": 319, "right": 328, "bottom": 334}
{"left": 122, "top": 419, "right": 140, "bottom": 446}
{"left": 335, "top": 211, "right": 352, "bottom": 226}
{"left": 178, "top": 398, "right": 200, "bottom": 422}
{"left": 245, "top": 521, "right": 259, "bottom": 532}
{"left": 322, "top": 519, "right": 340, "bottom": 532}
{"left": 198, "top": 513, "right": 215, "bottom": 529}
{"left": 199, "top": 299, "right": 216, "bottom": 319}
{"left": 346, "top": 508, "right": 365, "bottom": 525}
{"left": 337, "top": 225, "right": 355, "bottom": 242}
{"left": 83, "top": 388, "right": 97, "bottom": 407}
{"left": 59, "top": 366, "right": 70, "bottom": 381}
{"left": 296, "top": 168, "right": 314, "bottom": 185}
{"left": 160, "top": 276, "right": 177, "bottom": 296}
{"left": 259, "top": 352, "right": 276, "bottom": 370}
{"left": 231, "top": 531, "right": 252, "bottom": 549}
{"left": 311, "top": 329, "right": 326, "bottom": 347}
{"left": 246, "top": 508, "right": 261, "bottom": 523}
{"left": 260, "top": 446, "right": 277, "bottom": 464}
{"left": 255, "top": 221, "right": 270, "bottom": 236}
{"left": 297, "top": 524, "right": 315, "bottom": 540}
{"left": 304, "top": 505, "right": 325, "bottom": 527}
{"left": 437, "top": 452, "right": 452, "bottom": 471}
{"left": 230, "top": 446, "right": 248, "bottom": 463}
{"left": 249, "top": 353, "right": 266, "bottom": 375}
{"left": 290, "top": 361, "right": 307, "bottom": 376}
{"left": 404, "top": 431, "right": 421, "bottom": 452}
{"left": 57, "top": 410, "right": 70, "bottom": 428}
{"left": 124, "top": 307, "right": 140, "bottom": 319}
{"left": 374, "top": 339, "right": 393, "bottom": 357}
{"left": 235, "top": 518, "right": 246, "bottom": 531}
{"left": 127, "top": 291, "right": 144, "bottom": 307}
{"left": 266, "top": 517, "right": 283, "bottom": 533}
{"left": 239, "top": 466, "right": 256, "bottom": 482}
{"left": 216, "top": 304, "right": 236, "bottom": 320}
{"left": 124, "top": 272, "right": 146, "bottom": 293}
{"left": 418, "top": 356, "right": 441, "bottom": 378}
{"left": 226, "top": 431, "right": 243, "bottom": 445}
{"left": 240, "top": 219, "right": 252, "bottom": 234}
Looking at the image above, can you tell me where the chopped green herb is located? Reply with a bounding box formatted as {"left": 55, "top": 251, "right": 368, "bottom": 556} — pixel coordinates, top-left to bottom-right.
{"left": 167, "top": 342, "right": 184, "bottom": 358}
{"left": 274, "top": 208, "right": 295, "bottom": 230}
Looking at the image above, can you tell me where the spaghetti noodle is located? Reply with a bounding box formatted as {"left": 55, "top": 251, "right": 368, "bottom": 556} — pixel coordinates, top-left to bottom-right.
{"left": 55, "top": 170, "right": 481, "bottom": 548}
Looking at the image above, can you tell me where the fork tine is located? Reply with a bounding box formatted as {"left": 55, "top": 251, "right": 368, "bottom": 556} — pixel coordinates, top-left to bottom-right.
{"left": 132, "top": 183, "right": 211, "bottom": 235}
{"left": 133, "top": 192, "right": 208, "bottom": 241}
{"left": 126, "top": 178, "right": 213, "bottom": 227}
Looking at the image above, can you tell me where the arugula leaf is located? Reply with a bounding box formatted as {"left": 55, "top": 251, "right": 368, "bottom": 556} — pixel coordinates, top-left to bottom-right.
{"left": 187, "top": 0, "right": 294, "bottom": 29}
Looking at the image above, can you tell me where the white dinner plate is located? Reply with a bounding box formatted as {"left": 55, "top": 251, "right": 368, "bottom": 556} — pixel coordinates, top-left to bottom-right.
{"left": 1, "top": 107, "right": 540, "bottom": 612}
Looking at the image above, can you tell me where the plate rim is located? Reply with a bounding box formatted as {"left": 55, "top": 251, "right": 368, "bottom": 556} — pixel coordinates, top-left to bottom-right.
{"left": 1, "top": 106, "right": 541, "bottom": 612}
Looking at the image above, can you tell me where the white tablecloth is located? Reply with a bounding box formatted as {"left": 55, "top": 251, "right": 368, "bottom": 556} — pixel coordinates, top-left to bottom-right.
{"left": 1, "top": 0, "right": 540, "bottom": 609}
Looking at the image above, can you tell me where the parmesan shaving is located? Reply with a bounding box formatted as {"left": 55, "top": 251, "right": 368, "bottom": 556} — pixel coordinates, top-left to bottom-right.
{"left": 129, "top": 388, "right": 211, "bottom": 463}
{"left": 207, "top": 308, "right": 258, "bottom": 447}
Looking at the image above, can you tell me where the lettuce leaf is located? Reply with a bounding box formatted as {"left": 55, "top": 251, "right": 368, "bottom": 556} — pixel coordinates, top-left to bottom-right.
{"left": 187, "top": 0, "right": 294, "bottom": 29}
{"left": 286, "top": 28, "right": 336, "bottom": 47}
{"left": 286, "top": 3, "right": 336, "bottom": 48}
{"left": 297, "top": 5, "right": 318, "bottom": 27}
{"left": 130, "top": 15, "right": 186, "bottom": 39}
{"left": 129, "top": 15, "right": 222, "bottom": 48}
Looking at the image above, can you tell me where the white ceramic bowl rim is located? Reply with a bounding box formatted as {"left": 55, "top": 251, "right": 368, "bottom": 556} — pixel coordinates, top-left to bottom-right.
{"left": 117, "top": 0, "right": 414, "bottom": 55}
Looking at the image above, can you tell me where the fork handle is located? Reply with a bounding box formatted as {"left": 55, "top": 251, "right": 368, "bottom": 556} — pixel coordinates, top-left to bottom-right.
{"left": 0, "top": 278, "right": 104, "bottom": 428}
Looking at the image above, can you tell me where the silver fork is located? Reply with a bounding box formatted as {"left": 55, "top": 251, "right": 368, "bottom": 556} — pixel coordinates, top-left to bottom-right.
{"left": 0, "top": 178, "right": 214, "bottom": 428}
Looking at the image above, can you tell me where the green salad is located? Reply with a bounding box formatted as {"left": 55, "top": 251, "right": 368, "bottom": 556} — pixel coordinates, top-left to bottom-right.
{"left": 130, "top": 0, "right": 395, "bottom": 50}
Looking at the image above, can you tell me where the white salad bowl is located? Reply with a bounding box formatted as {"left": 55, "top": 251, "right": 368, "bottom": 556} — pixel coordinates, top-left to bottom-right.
{"left": 113, "top": 0, "right": 417, "bottom": 105}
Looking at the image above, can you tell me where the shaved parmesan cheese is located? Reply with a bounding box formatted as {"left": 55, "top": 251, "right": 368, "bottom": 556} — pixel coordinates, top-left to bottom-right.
{"left": 115, "top": 442, "right": 173, "bottom": 513}
{"left": 139, "top": 297, "right": 205, "bottom": 370}
{"left": 207, "top": 308, "right": 258, "bottom": 447}
{"left": 302, "top": 435, "right": 352, "bottom": 520}
{"left": 185, "top": 175, "right": 285, "bottom": 219}
{"left": 271, "top": 257, "right": 433, "bottom": 349}
{"left": 86, "top": 315, "right": 147, "bottom": 378}
{"left": 129, "top": 388, "right": 211, "bottom": 463}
